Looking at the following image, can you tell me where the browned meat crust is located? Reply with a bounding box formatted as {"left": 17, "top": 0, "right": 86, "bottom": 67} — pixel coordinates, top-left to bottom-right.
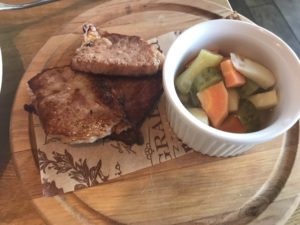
{"left": 28, "top": 66, "right": 162, "bottom": 145}
{"left": 107, "top": 74, "right": 162, "bottom": 125}
{"left": 71, "top": 31, "right": 164, "bottom": 76}
{"left": 108, "top": 74, "right": 163, "bottom": 145}
{"left": 28, "top": 67, "right": 130, "bottom": 144}
{"left": 110, "top": 128, "right": 144, "bottom": 146}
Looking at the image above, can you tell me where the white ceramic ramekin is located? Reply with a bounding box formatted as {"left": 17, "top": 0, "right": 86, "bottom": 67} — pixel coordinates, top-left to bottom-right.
{"left": 163, "top": 19, "right": 300, "bottom": 157}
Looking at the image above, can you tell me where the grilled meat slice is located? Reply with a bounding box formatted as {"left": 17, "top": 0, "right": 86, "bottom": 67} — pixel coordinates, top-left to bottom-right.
{"left": 28, "top": 67, "right": 163, "bottom": 145}
{"left": 110, "top": 128, "right": 144, "bottom": 146}
{"left": 28, "top": 67, "right": 130, "bottom": 144}
{"left": 71, "top": 24, "right": 164, "bottom": 76}
{"left": 109, "top": 73, "right": 163, "bottom": 145}
{"left": 108, "top": 74, "right": 162, "bottom": 126}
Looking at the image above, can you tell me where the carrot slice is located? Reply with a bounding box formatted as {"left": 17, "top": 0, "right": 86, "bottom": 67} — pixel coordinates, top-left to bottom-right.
{"left": 218, "top": 114, "right": 247, "bottom": 133}
{"left": 220, "top": 59, "right": 246, "bottom": 88}
{"left": 197, "top": 81, "right": 228, "bottom": 127}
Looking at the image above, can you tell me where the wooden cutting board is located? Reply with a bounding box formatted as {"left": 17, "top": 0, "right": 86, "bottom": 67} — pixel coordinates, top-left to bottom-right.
{"left": 10, "top": 0, "right": 300, "bottom": 224}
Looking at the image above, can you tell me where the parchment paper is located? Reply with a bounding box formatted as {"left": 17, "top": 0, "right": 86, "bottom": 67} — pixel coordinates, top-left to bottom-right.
{"left": 34, "top": 31, "right": 193, "bottom": 196}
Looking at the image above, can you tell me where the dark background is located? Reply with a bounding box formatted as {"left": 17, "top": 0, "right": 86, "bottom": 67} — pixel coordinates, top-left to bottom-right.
{"left": 229, "top": 0, "right": 300, "bottom": 57}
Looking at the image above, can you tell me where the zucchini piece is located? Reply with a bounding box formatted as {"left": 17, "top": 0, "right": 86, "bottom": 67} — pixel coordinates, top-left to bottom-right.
{"left": 247, "top": 89, "right": 278, "bottom": 110}
{"left": 192, "top": 67, "right": 223, "bottom": 92}
{"left": 237, "top": 99, "right": 260, "bottom": 132}
{"left": 230, "top": 53, "right": 276, "bottom": 89}
{"left": 177, "top": 92, "right": 190, "bottom": 106}
{"left": 189, "top": 85, "right": 201, "bottom": 107}
{"left": 188, "top": 108, "right": 209, "bottom": 125}
{"left": 228, "top": 89, "right": 239, "bottom": 112}
{"left": 238, "top": 78, "right": 260, "bottom": 98}
{"left": 175, "top": 49, "right": 223, "bottom": 94}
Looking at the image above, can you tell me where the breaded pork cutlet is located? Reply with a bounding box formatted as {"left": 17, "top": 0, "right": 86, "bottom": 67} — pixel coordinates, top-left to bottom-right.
{"left": 71, "top": 24, "right": 164, "bottom": 76}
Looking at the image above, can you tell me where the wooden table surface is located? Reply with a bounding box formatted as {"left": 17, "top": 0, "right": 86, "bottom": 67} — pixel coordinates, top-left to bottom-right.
{"left": 0, "top": 0, "right": 300, "bottom": 224}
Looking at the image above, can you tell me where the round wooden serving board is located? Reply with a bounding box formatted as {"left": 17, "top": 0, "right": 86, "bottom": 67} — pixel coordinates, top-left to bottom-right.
{"left": 10, "top": 0, "right": 300, "bottom": 224}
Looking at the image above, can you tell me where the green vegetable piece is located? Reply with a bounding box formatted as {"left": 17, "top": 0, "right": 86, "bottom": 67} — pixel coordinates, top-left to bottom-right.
{"left": 189, "top": 85, "right": 201, "bottom": 107}
{"left": 175, "top": 49, "right": 223, "bottom": 94}
{"left": 247, "top": 89, "right": 278, "bottom": 110}
{"left": 237, "top": 99, "right": 260, "bottom": 132}
{"left": 228, "top": 89, "right": 239, "bottom": 112}
{"left": 177, "top": 92, "right": 190, "bottom": 106}
{"left": 188, "top": 108, "right": 209, "bottom": 125}
{"left": 192, "top": 67, "right": 223, "bottom": 92}
{"left": 238, "top": 78, "right": 259, "bottom": 98}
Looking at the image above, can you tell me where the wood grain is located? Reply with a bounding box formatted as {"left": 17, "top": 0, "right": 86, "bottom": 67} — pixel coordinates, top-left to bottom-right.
{"left": 1, "top": 1, "right": 105, "bottom": 224}
{"left": 7, "top": 0, "right": 300, "bottom": 224}
{"left": 0, "top": 159, "right": 45, "bottom": 225}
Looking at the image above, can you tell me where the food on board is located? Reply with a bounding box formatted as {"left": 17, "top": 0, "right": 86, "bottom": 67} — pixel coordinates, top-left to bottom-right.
{"left": 27, "top": 24, "right": 164, "bottom": 145}
{"left": 72, "top": 24, "right": 164, "bottom": 77}
{"left": 28, "top": 67, "right": 162, "bottom": 144}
